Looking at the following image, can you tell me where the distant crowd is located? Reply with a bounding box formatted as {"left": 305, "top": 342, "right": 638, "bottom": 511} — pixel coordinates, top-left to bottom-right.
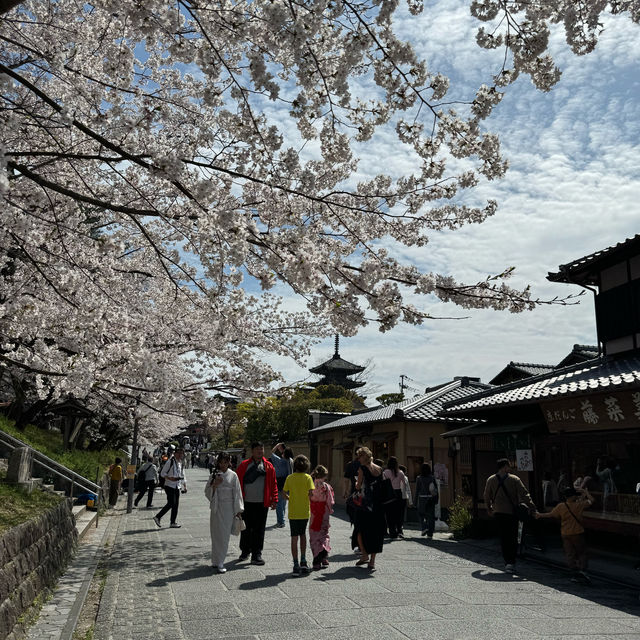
{"left": 106, "top": 442, "right": 600, "bottom": 584}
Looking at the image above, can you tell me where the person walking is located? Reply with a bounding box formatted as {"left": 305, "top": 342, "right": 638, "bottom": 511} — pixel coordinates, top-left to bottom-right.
{"left": 383, "top": 456, "right": 407, "bottom": 538}
{"left": 354, "top": 447, "right": 385, "bottom": 572}
{"left": 271, "top": 442, "right": 293, "bottom": 528}
{"left": 134, "top": 456, "right": 159, "bottom": 509}
{"left": 309, "top": 465, "right": 334, "bottom": 570}
{"left": 536, "top": 486, "right": 594, "bottom": 584}
{"left": 235, "top": 442, "right": 278, "bottom": 566}
{"left": 399, "top": 464, "right": 412, "bottom": 536}
{"left": 283, "top": 455, "right": 315, "bottom": 575}
{"left": 205, "top": 452, "right": 244, "bottom": 573}
{"left": 415, "top": 463, "right": 438, "bottom": 538}
{"left": 154, "top": 448, "right": 187, "bottom": 529}
{"left": 108, "top": 457, "right": 123, "bottom": 508}
{"left": 483, "top": 458, "right": 536, "bottom": 573}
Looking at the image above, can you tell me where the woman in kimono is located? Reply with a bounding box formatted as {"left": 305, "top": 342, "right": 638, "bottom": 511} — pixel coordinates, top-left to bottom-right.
{"left": 206, "top": 452, "right": 244, "bottom": 573}
{"left": 309, "top": 465, "right": 335, "bottom": 569}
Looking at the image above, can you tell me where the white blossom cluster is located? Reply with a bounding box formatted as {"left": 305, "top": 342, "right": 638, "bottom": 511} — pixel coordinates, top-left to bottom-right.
{"left": 471, "top": 1, "right": 639, "bottom": 91}
{"left": 0, "top": 0, "right": 627, "bottom": 421}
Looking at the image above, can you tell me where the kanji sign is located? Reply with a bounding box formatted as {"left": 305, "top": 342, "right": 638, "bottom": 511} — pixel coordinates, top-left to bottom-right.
{"left": 542, "top": 391, "right": 640, "bottom": 432}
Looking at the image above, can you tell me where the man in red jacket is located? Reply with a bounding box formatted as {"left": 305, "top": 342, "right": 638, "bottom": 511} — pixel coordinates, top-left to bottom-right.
{"left": 236, "top": 442, "right": 278, "bottom": 565}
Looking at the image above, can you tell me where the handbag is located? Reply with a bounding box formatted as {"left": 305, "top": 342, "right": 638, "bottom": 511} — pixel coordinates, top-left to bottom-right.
{"left": 231, "top": 515, "right": 246, "bottom": 536}
{"left": 497, "top": 475, "right": 531, "bottom": 522}
{"left": 346, "top": 490, "right": 368, "bottom": 512}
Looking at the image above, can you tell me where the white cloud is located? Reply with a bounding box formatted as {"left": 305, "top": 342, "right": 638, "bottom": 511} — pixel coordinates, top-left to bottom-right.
{"left": 246, "top": 3, "right": 640, "bottom": 398}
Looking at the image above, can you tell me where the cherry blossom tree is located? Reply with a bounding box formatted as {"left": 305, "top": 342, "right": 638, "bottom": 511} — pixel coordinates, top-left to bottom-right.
{"left": 0, "top": 0, "right": 635, "bottom": 423}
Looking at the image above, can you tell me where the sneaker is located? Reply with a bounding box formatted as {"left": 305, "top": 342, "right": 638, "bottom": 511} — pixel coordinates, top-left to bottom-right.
{"left": 239, "top": 552, "right": 250, "bottom": 561}
{"left": 216, "top": 565, "right": 227, "bottom": 574}
{"left": 427, "top": 535, "right": 433, "bottom": 540}
{"left": 321, "top": 559, "right": 329, "bottom": 567}
{"left": 170, "top": 522, "right": 182, "bottom": 528}
{"left": 312, "top": 563, "right": 321, "bottom": 571}
{"left": 421, "top": 529, "right": 428, "bottom": 536}
{"left": 579, "top": 571, "right": 592, "bottom": 585}
{"left": 300, "top": 560, "right": 309, "bottom": 573}
{"left": 292, "top": 564, "right": 301, "bottom": 576}
{"left": 153, "top": 516, "right": 161, "bottom": 528}
{"left": 251, "top": 555, "right": 265, "bottom": 566}
{"left": 276, "top": 522, "right": 286, "bottom": 528}
{"left": 504, "top": 563, "right": 516, "bottom": 573}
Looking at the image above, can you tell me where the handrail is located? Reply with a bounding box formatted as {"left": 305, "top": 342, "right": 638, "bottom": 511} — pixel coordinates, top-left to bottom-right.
{"left": 0, "top": 428, "right": 100, "bottom": 494}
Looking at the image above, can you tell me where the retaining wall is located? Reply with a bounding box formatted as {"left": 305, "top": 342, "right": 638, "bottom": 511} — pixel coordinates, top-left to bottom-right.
{"left": 0, "top": 499, "right": 77, "bottom": 640}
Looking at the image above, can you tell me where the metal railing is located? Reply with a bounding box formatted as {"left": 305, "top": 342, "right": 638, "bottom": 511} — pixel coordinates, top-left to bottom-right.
{"left": 0, "top": 428, "right": 101, "bottom": 502}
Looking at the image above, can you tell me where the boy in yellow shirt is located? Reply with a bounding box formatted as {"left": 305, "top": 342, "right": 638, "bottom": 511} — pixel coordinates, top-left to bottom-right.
{"left": 536, "top": 486, "right": 594, "bottom": 584}
{"left": 283, "top": 455, "right": 315, "bottom": 575}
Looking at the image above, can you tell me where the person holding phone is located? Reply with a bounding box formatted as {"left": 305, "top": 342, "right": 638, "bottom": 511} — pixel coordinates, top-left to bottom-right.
{"left": 154, "top": 448, "right": 187, "bottom": 529}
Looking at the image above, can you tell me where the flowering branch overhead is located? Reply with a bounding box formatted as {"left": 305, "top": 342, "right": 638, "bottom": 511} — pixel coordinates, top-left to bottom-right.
{"left": 0, "top": 0, "right": 634, "bottom": 416}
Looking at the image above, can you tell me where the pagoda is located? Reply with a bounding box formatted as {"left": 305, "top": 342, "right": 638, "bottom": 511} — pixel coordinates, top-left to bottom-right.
{"left": 309, "top": 335, "right": 365, "bottom": 390}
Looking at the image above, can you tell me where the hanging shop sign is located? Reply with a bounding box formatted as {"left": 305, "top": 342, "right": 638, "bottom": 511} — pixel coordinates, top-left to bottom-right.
{"left": 542, "top": 390, "right": 640, "bottom": 432}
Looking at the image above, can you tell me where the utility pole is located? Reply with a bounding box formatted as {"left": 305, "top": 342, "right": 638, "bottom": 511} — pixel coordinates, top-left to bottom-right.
{"left": 399, "top": 374, "right": 409, "bottom": 394}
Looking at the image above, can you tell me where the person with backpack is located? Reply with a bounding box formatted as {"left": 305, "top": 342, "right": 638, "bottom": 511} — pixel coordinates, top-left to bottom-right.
{"left": 483, "top": 458, "right": 537, "bottom": 573}
{"left": 535, "top": 486, "right": 594, "bottom": 584}
{"left": 154, "top": 448, "right": 187, "bottom": 528}
{"left": 382, "top": 456, "right": 407, "bottom": 539}
{"left": 134, "top": 456, "right": 159, "bottom": 509}
{"left": 414, "top": 463, "right": 438, "bottom": 539}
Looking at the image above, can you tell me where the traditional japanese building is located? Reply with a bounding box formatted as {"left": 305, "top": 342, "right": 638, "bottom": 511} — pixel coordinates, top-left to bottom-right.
{"left": 308, "top": 335, "right": 366, "bottom": 390}
{"left": 308, "top": 376, "right": 492, "bottom": 508}
{"left": 441, "top": 236, "right": 640, "bottom": 541}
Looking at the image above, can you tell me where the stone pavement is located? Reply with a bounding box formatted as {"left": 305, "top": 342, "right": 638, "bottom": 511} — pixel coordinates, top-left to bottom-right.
{"left": 91, "top": 468, "right": 640, "bottom": 640}
{"left": 26, "top": 508, "right": 115, "bottom": 640}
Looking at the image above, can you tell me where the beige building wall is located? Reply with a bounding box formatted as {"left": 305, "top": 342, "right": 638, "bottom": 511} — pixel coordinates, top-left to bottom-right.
{"left": 312, "top": 420, "right": 459, "bottom": 509}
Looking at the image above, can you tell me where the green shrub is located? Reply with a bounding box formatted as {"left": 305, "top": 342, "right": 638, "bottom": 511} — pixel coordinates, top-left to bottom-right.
{"left": 0, "top": 416, "right": 123, "bottom": 481}
{"left": 0, "top": 471, "right": 63, "bottom": 533}
{"left": 447, "top": 494, "right": 473, "bottom": 539}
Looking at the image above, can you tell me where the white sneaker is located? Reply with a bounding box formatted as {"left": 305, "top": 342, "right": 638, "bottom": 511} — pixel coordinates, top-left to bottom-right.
{"left": 217, "top": 565, "right": 227, "bottom": 573}
{"left": 504, "top": 563, "right": 516, "bottom": 573}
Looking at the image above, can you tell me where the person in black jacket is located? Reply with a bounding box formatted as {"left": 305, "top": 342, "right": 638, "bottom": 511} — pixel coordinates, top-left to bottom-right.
{"left": 414, "top": 463, "right": 438, "bottom": 538}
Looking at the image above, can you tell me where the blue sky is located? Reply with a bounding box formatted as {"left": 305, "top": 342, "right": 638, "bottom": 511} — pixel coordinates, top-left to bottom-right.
{"left": 256, "top": 3, "right": 640, "bottom": 400}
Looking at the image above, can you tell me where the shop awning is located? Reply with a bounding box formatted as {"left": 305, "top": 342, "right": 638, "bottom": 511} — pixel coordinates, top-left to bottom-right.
{"left": 332, "top": 441, "right": 354, "bottom": 450}
{"left": 370, "top": 431, "right": 398, "bottom": 442}
{"left": 441, "top": 421, "right": 542, "bottom": 438}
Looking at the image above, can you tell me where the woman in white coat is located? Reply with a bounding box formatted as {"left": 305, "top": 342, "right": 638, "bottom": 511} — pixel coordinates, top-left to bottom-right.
{"left": 205, "top": 452, "right": 244, "bottom": 573}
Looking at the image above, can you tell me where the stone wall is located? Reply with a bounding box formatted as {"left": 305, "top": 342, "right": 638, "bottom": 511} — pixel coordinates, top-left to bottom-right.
{"left": 0, "top": 499, "right": 77, "bottom": 640}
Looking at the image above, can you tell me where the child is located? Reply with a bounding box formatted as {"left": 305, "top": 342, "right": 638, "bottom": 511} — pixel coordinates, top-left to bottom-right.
{"left": 309, "top": 465, "right": 335, "bottom": 570}
{"left": 282, "top": 455, "right": 315, "bottom": 575}
{"left": 536, "top": 486, "right": 594, "bottom": 584}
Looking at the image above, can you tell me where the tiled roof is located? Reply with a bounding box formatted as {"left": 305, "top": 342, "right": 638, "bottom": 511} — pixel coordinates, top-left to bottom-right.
{"left": 556, "top": 344, "right": 599, "bottom": 368}
{"left": 512, "top": 363, "right": 556, "bottom": 376}
{"left": 547, "top": 235, "right": 640, "bottom": 285}
{"left": 309, "top": 379, "right": 492, "bottom": 433}
{"left": 309, "top": 354, "right": 365, "bottom": 374}
{"left": 443, "top": 355, "right": 640, "bottom": 415}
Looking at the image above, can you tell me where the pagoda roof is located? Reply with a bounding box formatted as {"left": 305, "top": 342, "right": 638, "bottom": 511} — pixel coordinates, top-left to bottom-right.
{"left": 309, "top": 353, "right": 365, "bottom": 376}
{"left": 547, "top": 235, "right": 640, "bottom": 286}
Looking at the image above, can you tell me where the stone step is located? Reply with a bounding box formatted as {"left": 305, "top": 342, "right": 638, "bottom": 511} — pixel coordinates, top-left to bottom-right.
{"left": 72, "top": 503, "right": 87, "bottom": 519}
{"left": 74, "top": 508, "right": 98, "bottom": 540}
